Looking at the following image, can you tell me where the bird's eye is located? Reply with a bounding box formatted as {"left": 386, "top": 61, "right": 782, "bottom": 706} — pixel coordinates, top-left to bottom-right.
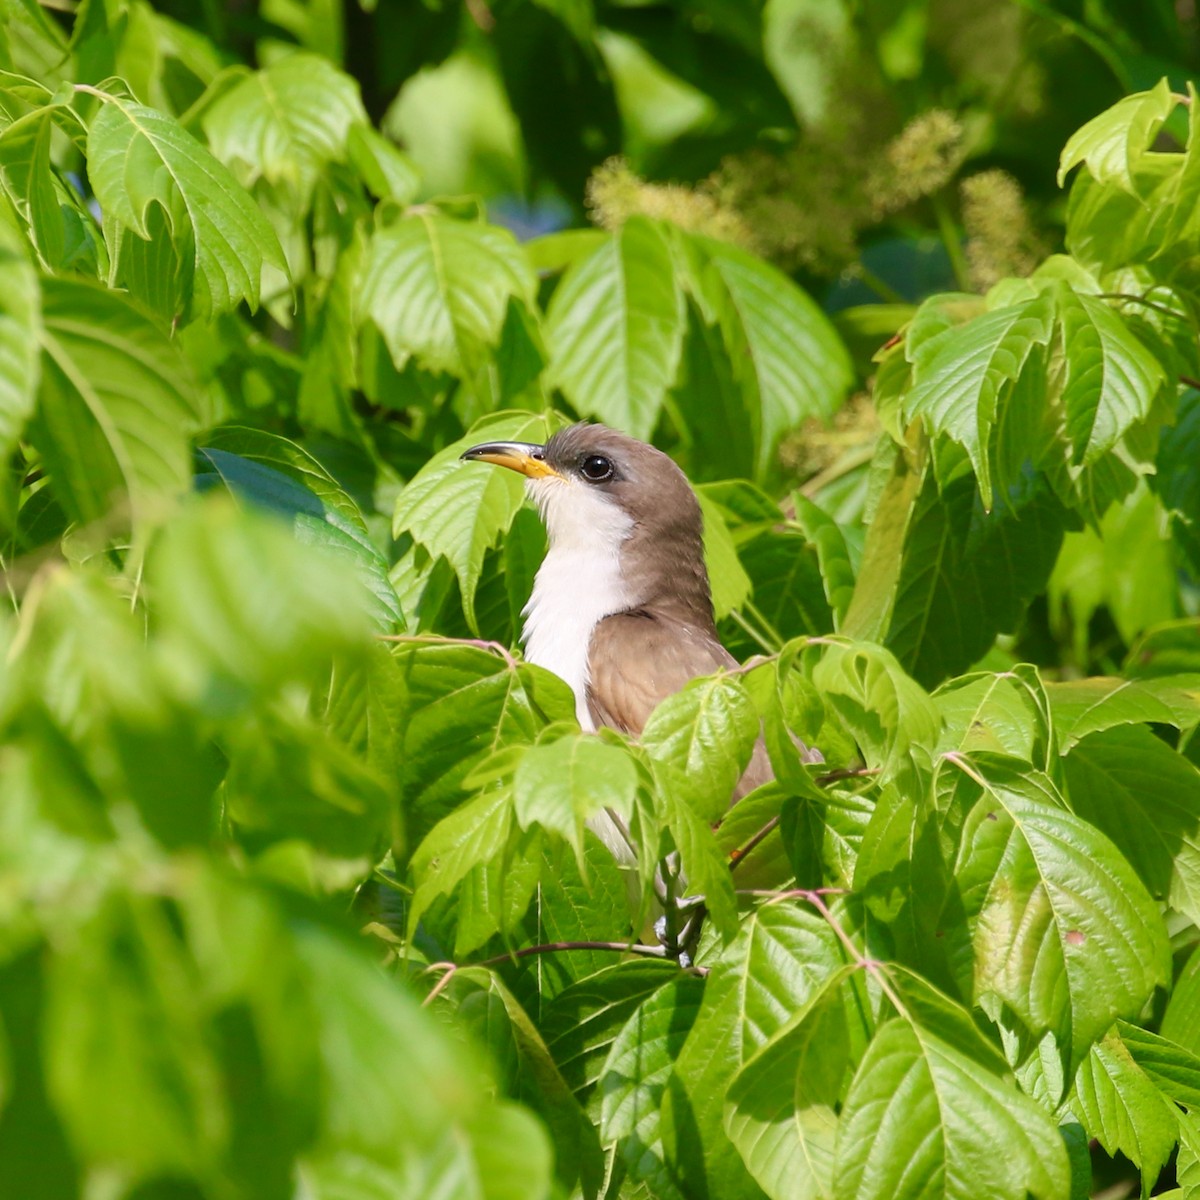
{"left": 580, "top": 454, "right": 614, "bottom": 482}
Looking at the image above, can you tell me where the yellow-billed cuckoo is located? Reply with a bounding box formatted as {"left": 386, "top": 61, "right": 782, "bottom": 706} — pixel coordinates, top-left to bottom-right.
{"left": 461, "top": 423, "right": 780, "bottom": 800}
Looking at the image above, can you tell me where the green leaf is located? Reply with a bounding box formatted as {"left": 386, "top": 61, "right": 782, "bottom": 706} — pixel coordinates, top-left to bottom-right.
{"left": 31, "top": 276, "right": 202, "bottom": 532}
{"left": 951, "top": 755, "right": 1171, "bottom": 1068}
{"left": 641, "top": 674, "right": 759, "bottom": 823}
{"left": 1063, "top": 725, "right": 1200, "bottom": 925}
{"left": 598, "top": 974, "right": 706, "bottom": 1200}
{"left": 390, "top": 642, "right": 573, "bottom": 842}
{"left": 197, "top": 428, "right": 402, "bottom": 631}
{"left": 1055, "top": 287, "right": 1167, "bottom": 466}
{"left": 393, "top": 412, "right": 556, "bottom": 631}
{"left": 527, "top": 836, "right": 642, "bottom": 999}
{"left": 726, "top": 525, "right": 832, "bottom": 656}
{"left": 724, "top": 965, "right": 859, "bottom": 1200}
{"left": 810, "top": 639, "right": 940, "bottom": 781}
{"left": 1119, "top": 1021, "right": 1200, "bottom": 1110}
{"left": 697, "top": 489, "right": 753, "bottom": 620}
{"left": 409, "top": 786, "right": 514, "bottom": 936}
{"left": 346, "top": 124, "right": 420, "bottom": 204}
{"left": 545, "top": 216, "right": 684, "bottom": 440}
{"left": 201, "top": 53, "right": 366, "bottom": 204}
{"left": 660, "top": 780, "right": 738, "bottom": 939}
{"left": 1163, "top": 942, "right": 1200, "bottom": 1058}
{"left": 845, "top": 460, "right": 1066, "bottom": 689}
{"left": 86, "top": 89, "right": 287, "bottom": 317}
{"left": 1068, "top": 1029, "right": 1178, "bottom": 1197}
{"left": 935, "top": 669, "right": 1051, "bottom": 764}
{"left": 903, "top": 294, "right": 1056, "bottom": 507}
{"left": 148, "top": 495, "right": 374, "bottom": 700}
{"left": 1049, "top": 485, "right": 1178, "bottom": 654}
{"left": 792, "top": 496, "right": 856, "bottom": 629}
{"left": 452, "top": 968, "right": 603, "bottom": 1199}
{"left": 513, "top": 733, "right": 638, "bottom": 865}
{"left": 359, "top": 212, "right": 536, "bottom": 379}
{"left": 667, "top": 904, "right": 849, "bottom": 1200}
{"left": 834, "top": 1011, "right": 1070, "bottom": 1200}
{"left": 0, "top": 108, "right": 67, "bottom": 268}
{"left": 690, "top": 235, "right": 853, "bottom": 480}
{"left": 1058, "top": 78, "right": 1177, "bottom": 190}
{"left": 0, "top": 217, "right": 37, "bottom": 478}
{"left": 541, "top": 961, "right": 681, "bottom": 1114}
{"left": 1046, "top": 676, "right": 1200, "bottom": 751}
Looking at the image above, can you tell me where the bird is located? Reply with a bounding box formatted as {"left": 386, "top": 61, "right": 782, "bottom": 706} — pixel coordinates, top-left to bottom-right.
{"left": 460, "top": 422, "right": 793, "bottom": 800}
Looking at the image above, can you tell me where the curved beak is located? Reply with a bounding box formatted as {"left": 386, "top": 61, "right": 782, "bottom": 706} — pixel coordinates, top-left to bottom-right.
{"left": 460, "top": 440, "right": 561, "bottom": 479}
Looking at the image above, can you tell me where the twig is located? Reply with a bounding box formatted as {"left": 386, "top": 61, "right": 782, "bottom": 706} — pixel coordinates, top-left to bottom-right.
{"left": 815, "top": 766, "right": 881, "bottom": 785}
{"left": 729, "top": 816, "right": 780, "bottom": 872}
{"left": 801, "top": 889, "right": 909, "bottom": 1016}
{"left": 477, "top": 940, "right": 668, "bottom": 968}
{"left": 1094, "top": 291, "right": 1190, "bottom": 322}
{"left": 379, "top": 633, "right": 518, "bottom": 670}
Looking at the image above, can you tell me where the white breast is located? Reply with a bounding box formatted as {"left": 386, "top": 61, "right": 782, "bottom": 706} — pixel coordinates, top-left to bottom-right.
{"left": 521, "top": 475, "right": 635, "bottom": 729}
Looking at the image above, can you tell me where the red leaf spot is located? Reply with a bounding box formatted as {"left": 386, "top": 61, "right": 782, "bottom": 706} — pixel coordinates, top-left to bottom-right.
{"left": 1066, "top": 930, "right": 1085, "bottom": 947}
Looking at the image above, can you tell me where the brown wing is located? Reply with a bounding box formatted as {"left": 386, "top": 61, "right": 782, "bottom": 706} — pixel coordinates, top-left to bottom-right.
{"left": 586, "top": 612, "right": 778, "bottom": 801}
{"left": 586, "top": 612, "right": 735, "bottom": 735}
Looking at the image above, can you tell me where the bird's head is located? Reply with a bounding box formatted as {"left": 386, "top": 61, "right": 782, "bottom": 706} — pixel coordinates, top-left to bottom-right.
{"left": 461, "top": 423, "right": 710, "bottom": 617}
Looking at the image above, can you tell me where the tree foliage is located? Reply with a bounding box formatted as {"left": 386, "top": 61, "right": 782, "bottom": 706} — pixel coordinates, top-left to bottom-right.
{"left": 1, "top": 2, "right": 1200, "bottom": 1198}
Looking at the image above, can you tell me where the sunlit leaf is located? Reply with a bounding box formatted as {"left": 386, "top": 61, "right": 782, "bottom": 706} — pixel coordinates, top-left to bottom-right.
{"left": 545, "top": 216, "right": 684, "bottom": 440}
{"left": 952, "top": 755, "right": 1171, "bottom": 1068}
{"left": 86, "top": 89, "right": 287, "bottom": 317}
{"left": 360, "top": 212, "right": 535, "bottom": 379}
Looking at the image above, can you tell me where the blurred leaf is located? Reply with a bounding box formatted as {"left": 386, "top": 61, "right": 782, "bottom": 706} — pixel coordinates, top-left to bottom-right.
{"left": 87, "top": 89, "right": 287, "bottom": 317}
{"left": 148, "top": 496, "right": 374, "bottom": 700}
{"left": 197, "top": 429, "right": 402, "bottom": 631}
{"left": 0, "top": 217, "right": 37, "bottom": 489}
{"left": 347, "top": 123, "right": 420, "bottom": 204}
{"left": 545, "top": 216, "right": 684, "bottom": 440}
{"left": 31, "top": 276, "right": 202, "bottom": 533}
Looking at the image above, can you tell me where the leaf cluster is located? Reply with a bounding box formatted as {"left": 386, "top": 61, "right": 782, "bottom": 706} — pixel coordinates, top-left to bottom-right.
{"left": 1, "top": 4, "right": 1200, "bottom": 1200}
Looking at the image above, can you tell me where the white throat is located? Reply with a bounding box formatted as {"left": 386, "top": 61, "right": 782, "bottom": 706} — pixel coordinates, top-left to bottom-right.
{"left": 521, "top": 476, "right": 635, "bottom": 729}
